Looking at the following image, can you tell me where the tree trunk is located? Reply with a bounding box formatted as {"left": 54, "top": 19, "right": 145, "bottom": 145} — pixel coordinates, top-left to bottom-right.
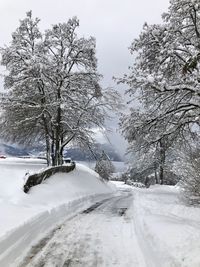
{"left": 55, "top": 101, "right": 62, "bottom": 166}
{"left": 154, "top": 164, "right": 159, "bottom": 184}
{"left": 45, "top": 135, "right": 51, "bottom": 166}
{"left": 51, "top": 138, "right": 55, "bottom": 166}
{"left": 159, "top": 139, "right": 166, "bottom": 185}
{"left": 55, "top": 138, "right": 61, "bottom": 166}
{"left": 42, "top": 115, "right": 51, "bottom": 166}
{"left": 159, "top": 165, "right": 164, "bottom": 185}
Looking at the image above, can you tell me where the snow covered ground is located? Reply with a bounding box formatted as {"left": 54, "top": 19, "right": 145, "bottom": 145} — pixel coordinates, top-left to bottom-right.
{"left": 19, "top": 188, "right": 146, "bottom": 267}
{"left": 131, "top": 184, "right": 200, "bottom": 267}
{"left": 0, "top": 158, "right": 114, "bottom": 266}
{"left": 0, "top": 158, "right": 200, "bottom": 267}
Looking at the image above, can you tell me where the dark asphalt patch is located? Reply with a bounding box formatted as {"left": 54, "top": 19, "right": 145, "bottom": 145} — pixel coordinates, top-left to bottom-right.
{"left": 118, "top": 208, "right": 127, "bottom": 216}
{"left": 82, "top": 198, "right": 111, "bottom": 214}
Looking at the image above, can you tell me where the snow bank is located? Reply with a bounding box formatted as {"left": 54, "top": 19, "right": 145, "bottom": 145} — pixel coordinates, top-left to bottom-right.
{"left": 0, "top": 159, "right": 114, "bottom": 266}
{"left": 131, "top": 185, "right": 200, "bottom": 267}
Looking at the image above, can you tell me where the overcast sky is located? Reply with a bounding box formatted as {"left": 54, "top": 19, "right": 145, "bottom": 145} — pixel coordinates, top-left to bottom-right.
{"left": 0, "top": 0, "right": 169, "bottom": 86}
{"left": 0, "top": 0, "right": 170, "bottom": 155}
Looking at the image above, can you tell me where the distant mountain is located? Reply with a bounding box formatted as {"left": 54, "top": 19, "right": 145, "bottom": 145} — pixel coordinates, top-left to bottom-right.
{"left": 64, "top": 143, "right": 122, "bottom": 162}
{"left": 0, "top": 143, "right": 29, "bottom": 157}
{"left": 0, "top": 142, "right": 123, "bottom": 162}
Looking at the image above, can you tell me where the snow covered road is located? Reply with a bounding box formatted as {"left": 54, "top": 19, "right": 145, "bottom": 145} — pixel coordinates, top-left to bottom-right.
{"left": 1, "top": 159, "right": 200, "bottom": 267}
{"left": 17, "top": 185, "right": 200, "bottom": 267}
{"left": 19, "top": 188, "right": 146, "bottom": 267}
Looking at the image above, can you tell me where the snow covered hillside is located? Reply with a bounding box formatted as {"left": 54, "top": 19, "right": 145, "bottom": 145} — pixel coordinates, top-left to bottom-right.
{"left": 0, "top": 158, "right": 114, "bottom": 266}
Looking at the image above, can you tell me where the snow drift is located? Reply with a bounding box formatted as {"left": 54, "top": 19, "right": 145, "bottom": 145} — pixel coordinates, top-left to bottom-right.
{"left": 0, "top": 159, "right": 114, "bottom": 266}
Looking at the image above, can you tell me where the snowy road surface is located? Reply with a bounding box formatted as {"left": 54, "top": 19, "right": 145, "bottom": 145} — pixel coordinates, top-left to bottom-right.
{"left": 1, "top": 159, "right": 200, "bottom": 267}
{"left": 19, "top": 188, "right": 146, "bottom": 267}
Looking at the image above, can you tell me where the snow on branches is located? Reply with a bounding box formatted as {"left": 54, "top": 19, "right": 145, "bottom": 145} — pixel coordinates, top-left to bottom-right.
{"left": 0, "top": 12, "right": 120, "bottom": 166}
{"left": 118, "top": 0, "right": 200, "bottom": 186}
{"left": 95, "top": 151, "right": 115, "bottom": 181}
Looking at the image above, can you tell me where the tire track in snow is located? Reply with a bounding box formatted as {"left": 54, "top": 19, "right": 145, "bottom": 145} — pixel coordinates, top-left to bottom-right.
{"left": 19, "top": 189, "right": 146, "bottom": 267}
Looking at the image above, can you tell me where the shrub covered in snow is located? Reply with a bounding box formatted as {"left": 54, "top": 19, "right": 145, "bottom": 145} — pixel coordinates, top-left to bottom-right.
{"left": 122, "top": 166, "right": 156, "bottom": 187}
{"left": 173, "top": 151, "right": 200, "bottom": 205}
{"left": 126, "top": 179, "right": 145, "bottom": 188}
{"left": 162, "top": 170, "right": 181, "bottom": 186}
{"left": 110, "top": 172, "right": 124, "bottom": 181}
{"left": 95, "top": 151, "right": 115, "bottom": 181}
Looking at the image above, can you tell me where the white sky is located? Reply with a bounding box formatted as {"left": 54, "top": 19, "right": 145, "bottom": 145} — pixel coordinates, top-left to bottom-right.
{"left": 0, "top": 0, "right": 169, "bottom": 87}
{"left": 0, "top": 0, "right": 170, "bottom": 155}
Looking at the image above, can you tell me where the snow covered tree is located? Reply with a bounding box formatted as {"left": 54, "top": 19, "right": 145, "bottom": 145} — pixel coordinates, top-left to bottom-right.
{"left": 0, "top": 11, "right": 52, "bottom": 161}
{"left": 41, "top": 18, "right": 104, "bottom": 165}
{"left": 95, "top": 151, "right": 115, "bottom": 181}
{"left": 0, "top": 12, "right": 120, "bottom": 166}
{"left": 173, "top": 141, "right": 200, "bottom": 205}
{"left": 118, "top": 0, "right": 200, "bottom": 184}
